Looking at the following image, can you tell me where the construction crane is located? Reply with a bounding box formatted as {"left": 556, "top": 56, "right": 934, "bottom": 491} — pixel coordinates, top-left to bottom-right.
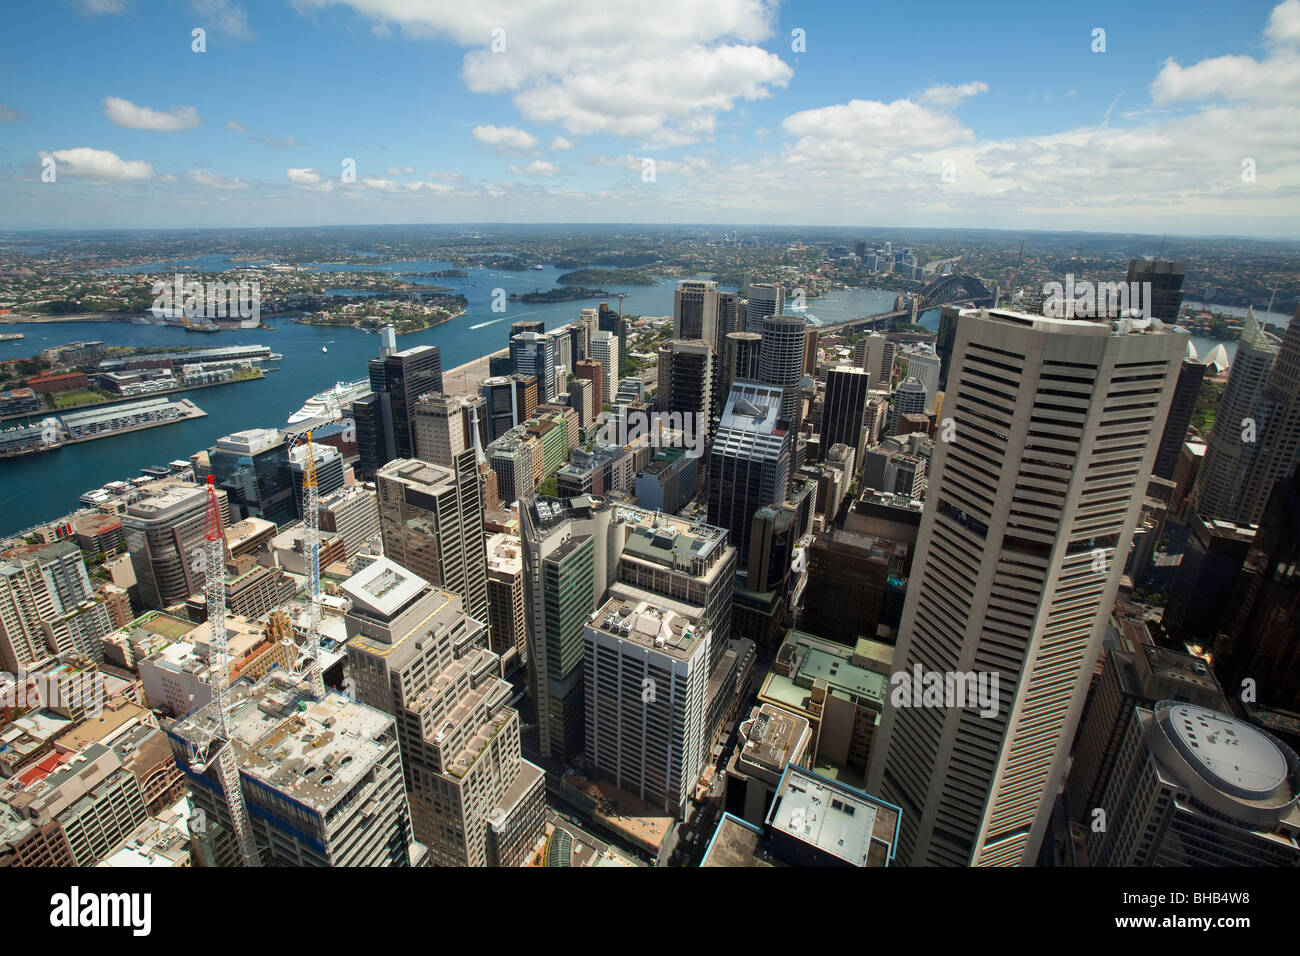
{"left": 183, "top": 476, "right": 260, "bottom": 867}
{"left": 290, "top": 430, "right": 326, "bottom": 699}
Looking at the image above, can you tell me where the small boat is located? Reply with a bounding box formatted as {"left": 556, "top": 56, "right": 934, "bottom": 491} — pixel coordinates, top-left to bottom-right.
{"left": 322, "top": 346, "right": 328, "bottom": 353}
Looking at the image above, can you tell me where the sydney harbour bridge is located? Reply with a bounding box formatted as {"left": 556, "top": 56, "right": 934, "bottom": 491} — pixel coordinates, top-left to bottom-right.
{"left": 809, "top": 273, "right": 995, "bottom": 336}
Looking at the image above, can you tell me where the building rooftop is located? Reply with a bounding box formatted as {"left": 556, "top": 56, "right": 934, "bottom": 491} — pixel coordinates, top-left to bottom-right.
{"left": 767, "top": 765, "right": 900, "bottom": 866}
{"left": 737, "top": 704, "right": 810, "bottom": 777}
{"left": 588, "top": 596, "right": 703, "bottom": 662}
{"left": 340, "top": 556, "right": 429, "bottom": 621}
{"left": 700, "top": 813, "right": 776, "bottom": 867}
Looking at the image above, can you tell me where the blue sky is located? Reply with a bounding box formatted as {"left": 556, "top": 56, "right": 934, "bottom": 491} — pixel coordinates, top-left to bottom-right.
{"left": 2, "top": 0, "right": 1298, "bottom": 236}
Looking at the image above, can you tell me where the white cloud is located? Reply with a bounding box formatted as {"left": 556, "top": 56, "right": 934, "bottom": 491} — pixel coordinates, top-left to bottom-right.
{"left": 186, "top": 169, "right": 248, "bottom": 189}
{"left": 507, "top": 160, "right": 561, "bottom": 177}
{"left": 252, "top": 134, "right": 300, "bottom": 148}
{"left": 472, "top": 125, "right": 539, "bottom": 151}
{"left": 103, "top": 97, "right": 199, "bottom": 131}
{"left": 426, "top": 169, "right": 467, "bottom": 182}
{"left": 77, "top": 0, "right": 125, "bottom": 13}
{"left": 1267, "top": 0, "right": 1300, "bottom": 45}
{"left": 295, "top": 0, "right": 790, "bottom": 144}
{"left": 361, "top": 177, "right": 454, "bottom": 193}
{"left": 40, "top": 147, "right": 153, "bottom": 181}
{"left": 385, "top": 165, "right": 416, "bottom": 175}
{"left": 190, "top": 0, "right": 253, "bottom": 39}
{"left": 550, "top": 136, "right": 574, "bottom": 150}
{"left": 226, "top": 120, "right": 249, "bottom": 133}
{"left": 919, "top": 81, "right": 989, "bottom": 109}
{"left": 286, "top": 167, "right": 331, "bottom": 189}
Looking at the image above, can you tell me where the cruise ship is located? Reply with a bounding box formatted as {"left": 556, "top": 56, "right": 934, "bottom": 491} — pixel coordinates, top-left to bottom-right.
{"left": 287, "top": 379, "right": 371, "bottom": 424}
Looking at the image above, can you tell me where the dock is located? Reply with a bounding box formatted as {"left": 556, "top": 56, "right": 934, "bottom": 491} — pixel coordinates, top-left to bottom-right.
{"left": 57, "top": 397, "right": 206, "bottom": 445}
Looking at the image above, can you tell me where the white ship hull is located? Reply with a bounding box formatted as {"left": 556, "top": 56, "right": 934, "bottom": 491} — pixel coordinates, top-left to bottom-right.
{"left": 287, "top": 379, "right": 370, "bottom": 424}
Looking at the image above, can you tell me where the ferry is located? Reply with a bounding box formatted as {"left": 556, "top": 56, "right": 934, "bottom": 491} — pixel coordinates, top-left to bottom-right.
{"left": 287, "top": 379, "right": 370, "bottom": 424}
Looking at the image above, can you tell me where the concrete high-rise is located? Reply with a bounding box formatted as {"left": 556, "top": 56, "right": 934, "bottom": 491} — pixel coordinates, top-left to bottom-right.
{"left": 1194, "top": 310, "right": 1300, "bottom": 525}
{"left": 657, "top": 339, "right": 713, "bottom": 424}
{"left": 343, "top": 558, "right": 545, "bottom": 867}
{"left": 867, "top": 308, "right": 1184, "bottom": 867}
{"left": 707, "top": 382, "right": 792, "bottom": 570}
{"left": 0, "top": 540, "right": 112, "bottom": 669}
{"left": 510, "top": 331, "right": 558, "bottom": 404}
{"left": 1152, "top": 355, "right": 1207, "bottom": 480}
{"left": 717, "top": 291, "right": 745, "bottom": 341}
{"left": 855, "top": 333, "right": 894, "bottom": 391}
{"left": 905, "top": 352, "right": 941, "bottom": 413}
{"left": 362, "top": 344, "right": 444, "bottom": 473}
{"left": 412, "top": 392, "right": 467, "bottom": 468}
{"left": 759, "top": 315, "right": 806, "bottom": 422}
{"left": 1087, "top": 702, "right": 1300, "bottom": 866}
{"left": 1125, "top": 258, "right": 1186, "bottom": 322}
{"left": 376, "top": 450, "right": 488, "bottom": 623}
{"left": 821, "top": 365, "right": 872, "bottom": 465}
{"left": 124, "top": 483, "right": 230, "bottom": 610}
{"left": 574, "top": 358, "right": 604, "bottom": 414}
{"left": 590, "top": 331, "right": 619, "bottom": 409}
{"left": 745, "top": 283, "right": 783, "bottom": 334}
{"left": 674, "top": 279, "right": 721, "bottom": 349}
{"left": 888, "top": 377, "right": 927, "bottom": 435}
{"left": 723, "top": 332, "right": 762, "bottom": 394}
{"left": 480, "top": 374, "right": 537, "bottom": 443}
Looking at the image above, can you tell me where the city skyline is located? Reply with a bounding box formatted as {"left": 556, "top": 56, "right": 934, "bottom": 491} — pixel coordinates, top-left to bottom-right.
{"left": 0, "top": 0, "right": 1297, "bottom": 236}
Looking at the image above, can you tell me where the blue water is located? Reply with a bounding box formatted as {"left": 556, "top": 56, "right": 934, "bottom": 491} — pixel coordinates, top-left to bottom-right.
{"left": 1, "top": 263, "right": 909, "bottom": 534}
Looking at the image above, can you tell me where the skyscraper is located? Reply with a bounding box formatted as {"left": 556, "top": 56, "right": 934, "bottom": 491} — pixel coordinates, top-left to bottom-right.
{"left": 888, "top": 377, "right": 927, "bottom": 434}
{"left": 905, "top": 352, "right": 941, "bottom": 413}
{"left": 1152, "top": 355, "right": 1208, "bottom": 480}
{"left": 717, "top": 291, "right": 746, "bottom": 342}
{"left": 590, "top": 331, "right": 619, "bottom": 409}
{"left": 657, "top": 339, "right": 713, "bottom": 424}
{"left": 759, "top": 315, "right": 806, "bottom": 422}
{"left": 0, "top": 540, "right": 112, "bottom": 668}
{"left": 855, "top": 333, "right": 895, "bottom": 390}
{"left": 480, "top": 374, "right": 537, "bottom": 443}
{"left": 745, "top": 283, "right": 784, "bottom": 334}
{"left": 821, "top": 365, "right": 872, "bottom": 465}
{"left": 674, "top": 279, "right": 721, "bottom": 349}
{"left": 1125, "top": 258, "right": 1186, "bottom": 322}
{"left": 412, "top": 392, "right": 467, "bottom": 468}
{"left": 510, "top": 331, "right": 558, "bottom": 404}
{"left": 574, "top": 358, "right": 605, "bottom": 414}
{"left": 360, "top": 343, "right": 444, "bottom": 476}
{"left": 707, "top": 382, "right": 792, "bottom": 569}
{"left": 866, "top": 308, "right": 1184, "bottom": 867}
{"left": 376, "top": 450, "right": 489, "bottom": 623}
{"left": 124, "top": 483, "right": 230, "bottom": 610}
{"left": 723, "top": 332, "right": 762, "bottom": 394}
{"left": 343, "top": 558, "right": 546, "bottom": 866}
{"left": 1194, "top": 310, "right": 1300, "bottom": 525}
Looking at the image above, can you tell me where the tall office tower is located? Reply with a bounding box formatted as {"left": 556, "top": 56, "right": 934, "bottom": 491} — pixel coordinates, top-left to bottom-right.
{"left": 822, "top": 365, "right": 872, "bottom": 464}
{"left": 209, "top": 427, "right": 295, "bottom": 524}
{"left": 510, "top": 319, "right": 545, "bottom": 340}
{"left": 707, "top": 382, "right": 792, "bottom": 569}
{"left": 519, "top": 496, "right": 737, "bottom": 761}
{"left": 866, "top": 308, "right": 1184, "bottom": 867}
{"left": 723, "top": 331, "right": 762, "bottom": 393}
{"left": 905, "top": 352, "right": 941, "bottom": 413}
{"left": 367, "top": 344, "right": 444, "bottom": 466}
{"left": 1125, "top": 258, "right": 1186, "bottom": 321}
{"left": 412, "top": 392, "right": 467, "bottom": 467}
{"left": 0, "top": 541, "right": 112, "bottom": 669}
{"left": 597, "top": 301, "right": 628, "bottom": 377}
{"left": 376, "top": 451, "right": 489, "bottom": 623}
{"left": 1193, "top": 311, "right": 1300, "bottom": 525}
{"left": 584, "top": 596, "right": 711, "bottom": 814}
{"left": 171, "top": 671, "right": 423, "bottom": 866}
{"left": 1161, "top": 513, "right": 1255, "bottom": 646}
{"left": 124, "top": 483, "right": 230, "bottom": 610}
{"left": 1068, "top": 640, "right": 1227, "bottom": 824}
{"left": 657, "top": 339, "right": 713, "bottom": 423}
{"left": 803, "top": 328, "right": 820, "bottom": 377}
{"left": 1087, "top": 702, "right": 1300, "bottom": 866}
{"left": 1152, "top": 355, "right": 1208, "bottom": 480}
{"left": 342, "top": 559, "right": 546, "bottom": 867}
{"left": 759, "top": 315, "right": 807, "bottom": 422}
{"left": 569, "top": 376, "right": 595, "bottom": 429}
{"left": 1214, "top": 468, "right": 1300, "bottom": 711}
{"left": 936, "top": 306, "right": 962, "bottom": 393}
{"left": 317, "top": 485, "right": 381, "bottom": 557}
{"left": 717, "top": 291, "right": 745, "bottom": 341}
{"left": 578, "top": 307, "right": 599, "bottom": 350}
{"left": 287, "top": 441, "right": 345, "bottom": 518}
{"left": 888, "top": 377, "right": 927, "bottom": 434}
{"left": 547, "top": 326, "right": 574, "bottom": 379}
{"left": 590, "top": 331, "right": 619, "bottom": 408}
{"left": 674, "top": 279, "right": 721, "bottom": 348}
{"left": 352, "top": 392, "right": 387, "bottom": 480}
{"left": 574, "top": 358, "right": 604, "bottom": 414}
{"left": 854, "top": 332, "right": 895, "bottom": 389}
{"left": 480, "top": 374, "right": 538, "bottom": 443}
{"left": 486, "top": 531, "right": 528, "bottom": 665}
{"left": 745, "top": 283, "right": 784, "bottom": 333}
{"left": 510, "top": 331, "right": 558, "bottom": 404}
